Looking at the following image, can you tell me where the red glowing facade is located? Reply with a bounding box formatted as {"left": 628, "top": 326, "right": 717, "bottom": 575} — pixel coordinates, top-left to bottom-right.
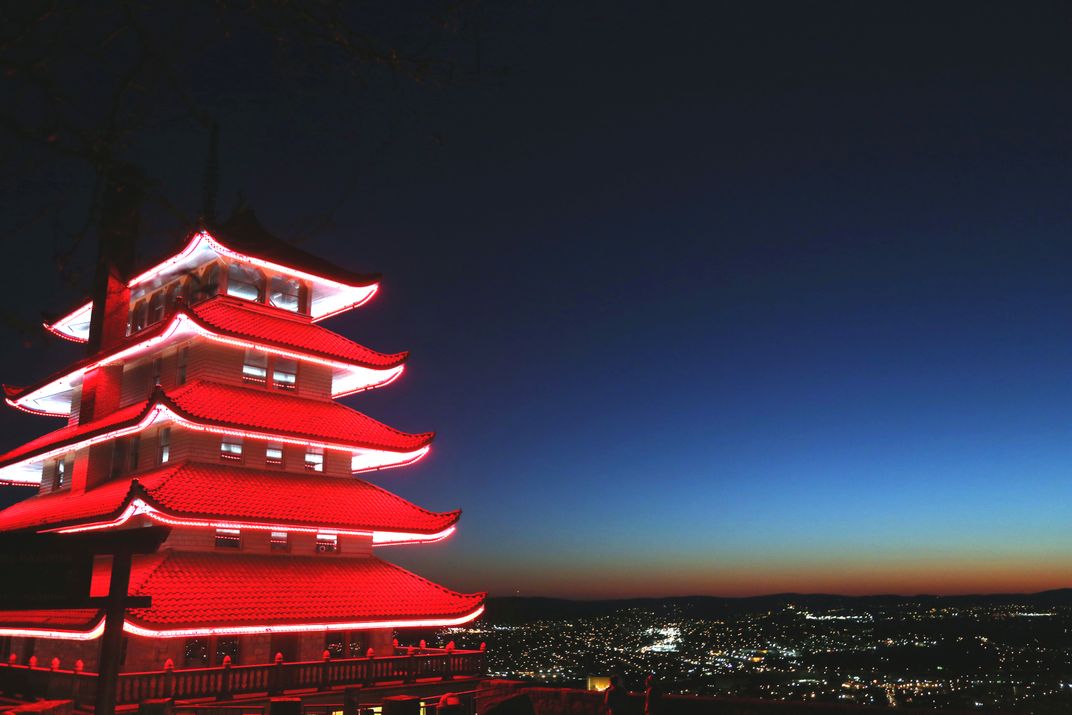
{"left": 0, "top": 210, "right": 483, "bottom": 670}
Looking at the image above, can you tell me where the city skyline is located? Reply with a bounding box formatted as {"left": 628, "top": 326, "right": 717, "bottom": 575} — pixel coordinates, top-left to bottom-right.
{"left": 2, "top": 2, "right": 1071, "bottom": 599}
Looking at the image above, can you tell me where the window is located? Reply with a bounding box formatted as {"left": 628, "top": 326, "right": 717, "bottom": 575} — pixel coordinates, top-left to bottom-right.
{"left": 184, "top": 638, "right": 209, "bottom": 668}
{"left": 215, "top": 528, "right": 241, "bottom": 549}
{"left": 315, "top": 533, "right": 338, "bottom": 554}
{"left": 226, "top": 263, "right": 265, "bottom": 302}
{"left": 152, "top": 357, "right": 163, "bottom": 388}
{"left": 53, "top": 458, "right": 67, "bottom": 490}
{"left": 305, "top": 447, "right": 324, "bottom": 472}
{"left": 270, "top": 277, "right": 303, "bottom": 313}
{"left": 220, "top": 437, "right": 243, "bottom": 461}
{"left": 272, "top": 358, "right": 297, "bottom": 390}
{"left": 177, "top": 347, "right": 188, "bottom": 386}
{"left": 242, "top": 349, "right": 267, "bottom": 384}
{"left": 325, "top": 633, "right": 345, "bottom": 659}
{"left": 270, "top": 531, "right": 289, "bottom": 552}
{"left": 111, "top": 439, "right": 128, "bottom": 478}
{"left": 198, "top": 263, "right": 220, "bottom": 299}
{"left": 180, "top": 275, "right": 196, "bottom": 304}
{"left": 216, "top": 637, "right": 240, "bottom": 665}
{"left": 158, "top": 427, "right": 171, "bottom": 464}
{"left": 148, "top": 291, "right": 165, "bottom": 325}
{"left": 129, "top": 435, "right": 140, "bottom": 471}
{"left": 265, "top": 444, "right": 284, "bottom": 466}
{"left": 164, "top": 283, "right": 180, "bottom": 313}
{"left": 129, "top": 300, "right": 147, "bottom": 333}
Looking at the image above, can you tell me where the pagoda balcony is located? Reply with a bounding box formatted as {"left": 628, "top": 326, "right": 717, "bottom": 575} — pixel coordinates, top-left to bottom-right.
{"left": 0, "top": 648, "right": 486, "bottom": 709}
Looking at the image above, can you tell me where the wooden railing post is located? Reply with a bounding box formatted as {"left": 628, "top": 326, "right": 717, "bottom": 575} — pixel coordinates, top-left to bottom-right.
{"left": 269, "top": 652, "right": 283, "bottom": 696}
{"left": 363, "top": 649, "right": 374, "bottom": 687}
{"left": 319, "top": 650, "right": 331, "bottom": 692}
{"left": 405, "top": 650, "right": 416, "bottom": 684}
{"left": 444, "top": 642, "right": 455, "bottom": 681}
{"left": 71, "top": 659, "right": 85, "bottom": 705}
{"left": 163, "top": 658, "right": 175, "bottom": 700}
{"left": 217, "top": 655, "right": 233, "bottom": 701}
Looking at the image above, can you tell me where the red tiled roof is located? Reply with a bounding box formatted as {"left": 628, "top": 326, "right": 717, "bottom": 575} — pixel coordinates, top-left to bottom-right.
{"left": 0, "top": 609, "right": 101, "bottom": 631}
{"left": 0, "top": 551, "right": 483, "bottom": 635}
{"left": 0, "top": 474, "right": 141, "bottom": 532}
{"left": 7, "top": 296, "right": 405, "bottom": 404}
{"left": 122, "top": 550, "right": 483, "bottom": 631}
{"left": 210, "top": 207, "right": 378, "bottom": 288}
{"left": 0, "top": 381, "right": 433, "bottom": 470}
{"left": 0, "top": 461, "right": 458, "bottom": 535}
{"left": 165, "top": 381, "right": 432, "bottom": 451}
{"left": 191, "top": 297, "right": 406, "bottom": 368}
{"left": 0, "top": 401, "right": 148, "bottom": 466}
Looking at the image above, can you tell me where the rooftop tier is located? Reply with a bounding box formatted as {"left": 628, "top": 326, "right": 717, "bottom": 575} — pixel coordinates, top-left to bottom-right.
{"left": 7, "top": 296, "right": 407, "bottom": 416}
{"left": 46, "top": 209, "right": 380, "bottom": 342}
{"left": 0, "top": 380, "right": 434, "bottom": 484}
{"left": 0, "top": 460, "right": 458, "bottom": 544}
{"left": 0, "top": 550, "right": 486, "bottom": 640}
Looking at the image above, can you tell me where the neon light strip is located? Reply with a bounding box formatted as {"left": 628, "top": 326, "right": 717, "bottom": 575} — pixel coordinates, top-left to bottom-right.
{"left": 49, "top": 498, "right": 457, "bottom": 545}
{"left": 17, "top": 313, "right": 405, "bottom": 416}
{"left": 353, "top": 445, "right": 430, "bottom": 473}
{"left": 0, "top": 606, "right": 484, "bottom": 641}
{"left": 4, "top": 397, "right": 64, "bottom": 418}
{"left": 0, "top": 404, "right": 431, "bottom": 481}
{"left": 0, "top": 618, "right": 106, "bottom": 641}
{"left": 46, "top": 231, "right": 380, "bottom": 340}
{"left": 123, "top": 605, "right": 485, "bottom": 638}
{"left": 43, "top": 318, "right": 90, "bottom": 344}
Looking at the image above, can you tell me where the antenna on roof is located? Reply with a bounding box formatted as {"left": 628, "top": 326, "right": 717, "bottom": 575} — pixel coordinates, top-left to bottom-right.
{"left": 201, "top": 120, "right": 219, "bottom": 225}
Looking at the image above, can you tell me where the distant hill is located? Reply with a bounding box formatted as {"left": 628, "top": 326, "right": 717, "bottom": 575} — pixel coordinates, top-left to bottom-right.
{"left": 485, "top": 590, "right": 1072, "bottom": 623}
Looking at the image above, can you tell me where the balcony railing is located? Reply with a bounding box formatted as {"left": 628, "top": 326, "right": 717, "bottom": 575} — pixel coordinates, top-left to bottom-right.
{"left": 0, "top": 649, "right": 486, "bottom": 708}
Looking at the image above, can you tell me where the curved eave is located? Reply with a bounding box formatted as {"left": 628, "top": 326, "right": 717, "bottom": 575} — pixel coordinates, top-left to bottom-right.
{"left": 44, "top": 230, "right": 381, "bottom": 342}
{"left": 48, "top": 495, "right": 460, "bottom": 546}
{"left": 12, "top": 310, "right": 408, "bottom": 416}
{"left": 0, "top": 397, "right": 434, "bottom": 484}
{"left": 0, "top": 606, "right": 486, "bottom": 641}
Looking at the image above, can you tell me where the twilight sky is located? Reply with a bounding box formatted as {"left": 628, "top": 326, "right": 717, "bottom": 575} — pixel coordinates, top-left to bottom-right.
{"left": 2, "top": 2, "right": 1072, "bottom": 598}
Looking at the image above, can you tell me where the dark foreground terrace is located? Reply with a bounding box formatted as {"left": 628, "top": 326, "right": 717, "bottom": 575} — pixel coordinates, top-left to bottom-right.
{"left": 0, "top": 647, "right": 485, "bottom": 711}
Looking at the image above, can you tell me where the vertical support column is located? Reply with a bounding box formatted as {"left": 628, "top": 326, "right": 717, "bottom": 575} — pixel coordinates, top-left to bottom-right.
{"left": 95, "top": 550, "right": 133, "bottom": 715}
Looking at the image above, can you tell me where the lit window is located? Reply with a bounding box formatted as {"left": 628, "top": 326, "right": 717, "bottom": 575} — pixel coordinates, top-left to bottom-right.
{"left": 242, "top": 349, "right": 267, "bottom": 383}
{"left": 266, "top": 444, "right": 284, "bottom": 466}
{"left": 226, "top": 263, "right": 265, "bottom": 302}
{"left": 269, "top": 277, "right": 302, "bottom": 312}
{"left": 272, "top": 357, "right": 297, "bottom": 390}
{"left": 270, "top": 531, "right": 289, "bottom": 552}
{"left": 221, "top": 437, "right": 243, "bottom": 461}
{"left": 53, "top": 459, "right": 67, "bottom": 490}
{"left": 215, "top": 528, "right": 241, "bottom": 549}
{"left": 158, "top": 427, "right": 170, "bottom": 464}
{"left": 315, "top": 533, "right": 338, "bottom": 554}
{"left": 305, "top": 447, "right": 324, "bottom": 472}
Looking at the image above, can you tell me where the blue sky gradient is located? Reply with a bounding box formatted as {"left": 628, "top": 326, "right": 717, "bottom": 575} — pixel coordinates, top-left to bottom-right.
{"left": 2, "top": 2, "right": 1070, "bottom": 597}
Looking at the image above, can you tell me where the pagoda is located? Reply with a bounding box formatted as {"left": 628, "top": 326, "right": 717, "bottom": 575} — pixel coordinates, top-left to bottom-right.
{"left": 0, "top": 209, "right": 484, "bottom": 674}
